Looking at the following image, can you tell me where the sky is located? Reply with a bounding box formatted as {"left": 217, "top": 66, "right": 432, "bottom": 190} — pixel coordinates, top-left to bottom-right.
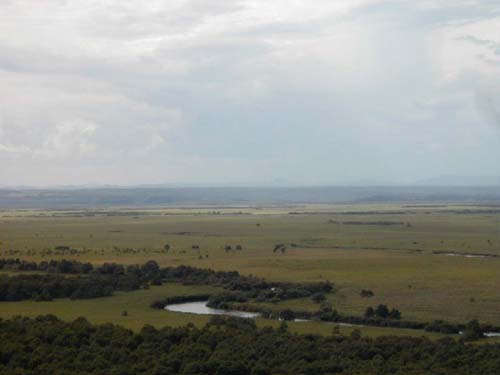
{"left": 0, "top": 0, "right": 499, "bottom": 186}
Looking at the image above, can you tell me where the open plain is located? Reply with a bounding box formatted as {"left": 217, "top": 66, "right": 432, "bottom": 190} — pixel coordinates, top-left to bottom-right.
{"left": 1, "top": 203, "right": 499, "bottom": 339}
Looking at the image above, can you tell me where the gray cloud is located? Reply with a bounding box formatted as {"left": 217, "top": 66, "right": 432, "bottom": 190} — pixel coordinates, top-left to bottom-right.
{"left": 0, "top": 0, "right": 499, "bottom": 186}
{"left": 458, "top": 35, "right": 500, "bottom": 54}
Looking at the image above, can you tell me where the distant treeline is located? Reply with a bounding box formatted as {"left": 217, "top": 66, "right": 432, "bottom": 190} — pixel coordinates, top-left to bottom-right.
{"left": 0, "top": 259, "right": 334, "bottom": 304}
{"left": 0, "top": 315, "right": 498, "bottom": 375}
{"left": 327, "top": 220, "right": 406, "bottom": 225}
{"left": 0, "top": 258, "right": 94, "bottom": 273}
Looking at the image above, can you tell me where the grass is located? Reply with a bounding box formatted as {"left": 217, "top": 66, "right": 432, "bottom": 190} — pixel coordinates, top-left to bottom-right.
{"left": 0, "top": 204, "right": 499, "bottom": 337}
{"left": 0, "top": 282, "right": 449, "bottom": 339}
{"left": 0, "top": 283, "right": 219, "bottom": 331}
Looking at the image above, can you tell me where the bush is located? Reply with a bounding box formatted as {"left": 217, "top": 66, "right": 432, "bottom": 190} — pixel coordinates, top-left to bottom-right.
{"left": 360, "top": 289, "right": 374, "bottom": 298}
{"left": 279, "top": 309, "right": 296, "bottom": 321}
{"left": 462, "top": 320, "right": 484, "bottom": 341}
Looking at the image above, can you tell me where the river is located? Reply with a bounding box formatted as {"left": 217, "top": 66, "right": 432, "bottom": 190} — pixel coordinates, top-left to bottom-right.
{"left": 164, "top": 300, "right": 500, "bottom": 337}
{"left": 164, "top": 300, "right": 261, "bottom": 319}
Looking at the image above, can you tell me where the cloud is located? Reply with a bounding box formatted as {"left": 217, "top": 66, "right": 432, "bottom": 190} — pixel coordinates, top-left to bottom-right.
{"left": 0, "top": 0, "right": 499, "bottom": 186}
{"left": 0, "top": 71, "right": 181, "bottom": 164}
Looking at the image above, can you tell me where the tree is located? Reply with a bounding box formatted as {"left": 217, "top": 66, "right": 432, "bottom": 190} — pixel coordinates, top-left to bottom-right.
{"left": 278, "top": 320, "right": 288, "bottom": 333}
{"left": 279, "top": 309, "right": 295, "bottom": 321}
{"left": 360, "top": 289, "right": 374, "bottom": 298}
{"left": 462, "top": 320, "right": 484, "bottom": 341}
{"left": 388, "top": 308, "right": 401, "bottom": 320}
{"left": 364, "top": 307, "right": 375, "bottom": 318}
{"left": 375, "top": 304, "right": 390, "bottom": 319}
{"left": 331, "top": 325, "right": 341, "bottom": 336}
{"left": 273, "top": 244, "right": 286, "bottom": 253}
{"left": 350, "top": 329, "right": 361, "bottom": 339}
{"left": 215, "top": 361, "right": 249, "bottom": 375}
{"left": 142, "top": 260, "right": 159, "bottom": 274}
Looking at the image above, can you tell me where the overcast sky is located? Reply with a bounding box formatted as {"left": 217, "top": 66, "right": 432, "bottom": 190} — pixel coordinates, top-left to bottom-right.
{"left": 0, "top": 0, "right": 499, "bottom": 186}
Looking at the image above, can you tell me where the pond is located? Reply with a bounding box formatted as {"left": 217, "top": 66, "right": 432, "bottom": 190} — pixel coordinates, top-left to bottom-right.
{"left": 164, "top": 301, "right": 363, "bottom": 326}
{"left": 164, "top": 300, "right": 261, "bottom": 319}
{"left": 434, "top": 251, "right": 498, "bottom": 259}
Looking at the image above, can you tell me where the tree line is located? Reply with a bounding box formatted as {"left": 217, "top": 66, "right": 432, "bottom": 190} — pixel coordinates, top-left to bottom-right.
{"left": 0, "top": 259, "right": 333, "bottom": 304}
{"left": 0, "top": 315, "right": 498, "bottom": 375}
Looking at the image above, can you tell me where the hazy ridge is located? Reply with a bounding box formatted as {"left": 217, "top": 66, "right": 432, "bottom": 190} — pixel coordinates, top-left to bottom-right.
{"left": 1, "top": 186, "right": 499, "bottom": 209}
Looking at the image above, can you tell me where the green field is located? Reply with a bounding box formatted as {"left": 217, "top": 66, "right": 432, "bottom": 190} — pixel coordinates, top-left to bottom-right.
{"left": 0, "top": 204, "right": 499, "bottom": 338}
{"left": 0, "top": 281, "right": 451, "bottom": 339}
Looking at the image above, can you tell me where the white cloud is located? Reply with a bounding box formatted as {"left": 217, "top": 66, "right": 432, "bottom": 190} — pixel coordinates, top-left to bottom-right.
{"left": 0, "top": 71, "right": 180, "bottom": 163}
{"left": 0, "top": 0, "right": 499, "bottom": 185}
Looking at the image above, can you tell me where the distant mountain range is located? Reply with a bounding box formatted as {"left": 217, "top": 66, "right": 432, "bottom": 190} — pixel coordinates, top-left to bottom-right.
{"left": 2, "top": 176, "right": 499, "bottom": 190}
{"left": 0, "top": 185, "right": 499, "bottom": 209}
{"left": 413, "top": 176, "right": 500, "bottom": 186}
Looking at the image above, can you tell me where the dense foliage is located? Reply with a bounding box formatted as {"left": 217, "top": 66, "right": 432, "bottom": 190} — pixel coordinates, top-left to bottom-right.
{"left": 364, "top": 305, "right": 401, "bottom": 320}
{"left": 0, "top": 260, "right": 151, "bottom": 301}
{"left": 0, "top": 274, "right": 117, "bottom": 301}
{"left": 0, "top": 259, "right": 333, "bottom": 304}
{"left": 0, "top": 315, "right": 498, "bottom": 375}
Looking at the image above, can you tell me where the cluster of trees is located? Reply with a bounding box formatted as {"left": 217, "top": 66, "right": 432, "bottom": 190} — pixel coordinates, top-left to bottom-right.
{"left": 224, "top": 276, "right": 334, "bottom": 302}
{"left": 207, "top": 281, "right": 334, "bottom": 307}
{"left": 0, "top": 274, "right": 115, "bottom": 301}
{"left": 0, "top": 259, "right": 334, "bottom": 305}
{"left": 159, "top": 264, "right": 335, "bottom": 304}
{"left": 0, "top": 258, "right": 93, "bottom": 274}
{"left": 423, "top": 319, "right": 500, "bottom": 337}
{"left": 273, "top": 244, "right": 287, "bottom": 253}
{"left": 209, "top": 301, "right": 496, "bottom": 337}
{"left": 224, "top": 245, "right": 243, "bottom": 252}
{"left": 364, "top": 305, "right": 401, "bottom": 320}
{"left": 1, "top": 247, "right": 93, "bottom": 258}
{"left": 0, "top": 315, "right": 498, "bottom": 375}
{"left": 0, "top": 259, "right": 164, "bottom": 301}
{"left": 334, "top": 221, "right": 407, "bottom": 226}
{"left": 0, "top": 269, "right": 149, "bottom": 301}
{"left": 207, "top": 292, "right": 249, "bottom": 309}
{"left": 360, "top": 289, "right": 374, "bottom": 298}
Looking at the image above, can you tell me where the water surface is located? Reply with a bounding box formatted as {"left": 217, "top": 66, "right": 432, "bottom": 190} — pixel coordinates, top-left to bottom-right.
{"left": 164, "top": 301, "right": 261, "bottom": 319}
{"left": 165, "top": 301, "right": 500, "bottom": 337}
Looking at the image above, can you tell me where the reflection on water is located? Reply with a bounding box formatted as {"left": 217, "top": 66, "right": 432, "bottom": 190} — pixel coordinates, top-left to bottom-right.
{"left": 164, "top": 301, "right": 261, "bottom": 319}
{"left": 442, "top": 253, "right": 488, "bottom": 259}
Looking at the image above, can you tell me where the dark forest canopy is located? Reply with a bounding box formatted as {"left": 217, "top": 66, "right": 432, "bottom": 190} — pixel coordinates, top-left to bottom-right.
{"left": 0, "top": 315, "right": 498, "bottom": 375}
{"left": 0, "top": 258, "right": 334, "bottom": 303}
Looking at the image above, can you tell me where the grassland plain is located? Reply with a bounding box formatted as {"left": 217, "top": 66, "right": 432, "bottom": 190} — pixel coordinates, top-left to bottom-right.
{"left": 0, "top": 204, "right": 499, "bottom": 337}
{"left": 0, "top": 281, "right": 450, "bottom": 340}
